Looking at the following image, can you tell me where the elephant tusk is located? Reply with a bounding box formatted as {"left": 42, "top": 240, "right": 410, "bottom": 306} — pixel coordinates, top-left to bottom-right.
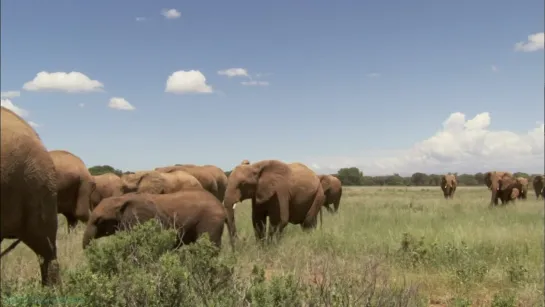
{"left": 232, "top": 203, "right": 237, "bottom": 210}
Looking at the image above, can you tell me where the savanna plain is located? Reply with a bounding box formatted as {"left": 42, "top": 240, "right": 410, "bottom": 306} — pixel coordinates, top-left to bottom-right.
{"left": 1, "top": 186, "right": 543, "bottom": 307}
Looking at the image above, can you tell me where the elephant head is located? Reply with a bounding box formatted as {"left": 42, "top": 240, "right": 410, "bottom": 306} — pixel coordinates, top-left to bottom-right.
{"left": 120, "top": 171, "right": 149, "bottom": 194}
{"left": 82, "top": 194, "right": 169, "bottom": 249}
{"left": 485, "top": 171, "right": 512, "bottom": 205}
{"left": 440, "top": 174, "right": 456, "bottom": 198}
{"left": 223, "top": 160, "right": 290, "bottom": 239}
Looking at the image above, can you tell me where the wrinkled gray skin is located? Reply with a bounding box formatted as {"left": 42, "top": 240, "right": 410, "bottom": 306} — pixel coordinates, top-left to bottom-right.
{"left": 49, "top": 150, "right": 96, "bottom": 232}
{"left": 0, "top": 106, "right": 61, "bottom": 286}
{"left": 82, "top": 189, "right": 233, "bottom": 251}
{"left": 318, "top": 174, "right": 343, "bottom": 213}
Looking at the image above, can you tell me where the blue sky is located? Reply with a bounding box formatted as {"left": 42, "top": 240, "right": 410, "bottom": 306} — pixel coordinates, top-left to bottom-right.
{"left": 1, "top": 0, "right": 543, "bottom": 175}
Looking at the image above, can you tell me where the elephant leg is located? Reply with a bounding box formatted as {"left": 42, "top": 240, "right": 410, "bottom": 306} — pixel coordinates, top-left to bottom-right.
{"left": 64, "top": 213, "right": 78, "bottom": 233}
{"left": 251, "top": 205, "right": 267, "bottom": 244}
{"left": 20, "top": 231, "right": 60, "bottom": 286}
{"left": 267, "top": 201, "right": 288, "bottom": 244}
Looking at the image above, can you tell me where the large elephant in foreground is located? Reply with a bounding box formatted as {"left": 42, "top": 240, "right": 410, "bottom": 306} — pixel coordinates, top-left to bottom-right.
{"left": 82, "top": 189, "right": 231, "bottom": 250}
{"left": 223, "top": 160, "right": 325, "bottom": 243}
{"left": 484, "top": 171, "right": 512, "bottom": 206}
{"left": 90, "top": 173, "right": 124, "bottom": 210}
{"left": 515, "top": 177, "right": 529, "bottom": 200}
{"left": 49, "top": 150, "right": 96, "bottom": 232}
{"left": 155, "top": 164, "right": 227, "bottom": 201}
{"left": 121, "top": 170, "right": 202, "bottom": 194}
{"left": 318, "top": 174, "right": 342, "bottom": 213}
{"left": 440, "top": 174, "right": 457, "bottom": 199}
{"left": 532, "top": 175, "right": 544, "bottom": 199}
{"left": 0, "top": 107, "right": 60, "bottom": 286}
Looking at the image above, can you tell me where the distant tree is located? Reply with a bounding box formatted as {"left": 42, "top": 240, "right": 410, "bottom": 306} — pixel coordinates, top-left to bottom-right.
{"left": 456, "top": 173, "right": 478, "bottom": 186}
{"left": 224, "top": 171, "right": 232, "bottom": 177}
{"left": 513, "top": 172, "right": 530, "bottom": 179}
{"left": 410, "top": 172, "right": 429, "bottom": 186}
{"left": 88, "top": 165, "right": 124, "bottom": 176}
{"left": 474, "top": 172, "right": 485, "bottom": 185}
{"left": 336, "top": 167, "right": 364, "bottom": 186}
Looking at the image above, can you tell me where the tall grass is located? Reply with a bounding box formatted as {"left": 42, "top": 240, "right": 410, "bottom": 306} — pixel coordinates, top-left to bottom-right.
{"left": 1, "top": 186, "right": 543, "bottom": 306}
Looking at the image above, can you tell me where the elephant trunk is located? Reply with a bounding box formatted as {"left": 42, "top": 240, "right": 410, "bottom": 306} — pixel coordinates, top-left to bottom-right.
{"left": 82, "top": 224, "right": 98, "bottom": 249}
{"left": 222, "top": 189, "right": 240, "bottom": 242}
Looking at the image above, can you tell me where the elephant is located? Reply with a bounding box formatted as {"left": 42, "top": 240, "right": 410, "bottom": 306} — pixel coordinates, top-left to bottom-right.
{"left": 532, "top": 175, "right": 544, "bottom": 199}
{"left": 496, "top": 174, "right": 523, "bottom": 205}
{"left": 0, "top": 107, "right": 61, "bottom": 286}
{"left": 318, "top": 174, "right": 342, "bottom": 213}
{"left": 515, "top": 177, "right": 529, "bottom": 200}
{"left": 484, "top": 171, "right": 512, "bottom": 206}
{"left": 440, "top": 174, "right": 457, "bottom": 199}
{"left": 82, "top": 189, "right": 232, "bottom": 250}
{"left": 90, "top": 173, "right": 124, "bottom": 210}
{"left": 120, "top": 170, "right": 202, "bottom": 195}
{"left": 155, "top": 164, "right": 227, "bottom": 201}
{"left": 223, "top": 159, "right": 325, "bottom": 244}
{"left": 49, "top": 150, "right": 96, "bottom": 232}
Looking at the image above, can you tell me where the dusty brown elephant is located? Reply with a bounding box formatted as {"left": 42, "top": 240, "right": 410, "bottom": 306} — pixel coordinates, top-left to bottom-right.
{"left": 49, "top": 150, "right": 96, "bottom": 232}
{"left": 440, "top": 174, "right": 457, "bottom": 199}
{"left": 515, "top": 177, "right": 529, "bottom": 200}
{"left": 484, "top": 171, "right": 512, "bottom": 206}
{"left": 318, "top": 174, "right": 342, "bottom": 213}
{"left": 496, "top": 174, "right": 523, "bottom": 205}
{"left": 82, "top": 189, "right": 232, "bottom": 250}
{"left": 223, "top": 160, "right": 325, "bottom": 243}
{"left": 120, "top": 170, "right": 202, "bottom": 194}
{"left": 0, "top": 107, "right": 61, "bottom": 286}
{"left": 532, "top": 175, "right": 544, "bottom": 199}
{"left": 90, "top": 173, "right": 124, "bottom": 210}
{"left": 155, "top": 164, "right": 226, "bottom": 201}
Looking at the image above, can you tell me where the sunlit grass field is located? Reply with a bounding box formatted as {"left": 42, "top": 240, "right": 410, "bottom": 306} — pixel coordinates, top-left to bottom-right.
{"left": 1, "top": 186, "right": 543, "bottom": 306}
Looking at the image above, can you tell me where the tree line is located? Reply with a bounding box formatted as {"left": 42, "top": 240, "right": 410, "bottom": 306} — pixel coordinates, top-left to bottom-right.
{"left": 88, "top": 165, "right": 542, "bottom": 187}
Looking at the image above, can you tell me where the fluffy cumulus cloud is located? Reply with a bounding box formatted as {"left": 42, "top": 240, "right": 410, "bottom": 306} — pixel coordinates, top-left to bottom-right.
{"left": 22, "top": 71, "right": 104, "bottom": 93}
{"left": 161, "top": 8, "right": 181, "bottom": 19}
{"left": 309, "top": 112, "right": 545, "bottom": 175}
{"left": 514, "top": 32, "right": 544, "bottom": 52}
{"left": 108, "top": 97, "right": 135, "bottom": 111}
{"left": 165, "top": 70, "right": 213, "bottom": 94}
{"left": 217, "top": 68, "right": 249, "bottom": 78}
{"left": 1, "top": 91, "right": 21, "bottom": 99}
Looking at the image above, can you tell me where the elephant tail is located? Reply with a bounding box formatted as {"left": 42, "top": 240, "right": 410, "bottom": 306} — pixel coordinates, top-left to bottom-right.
{"left": 303, "top": 184, "right": 326, "bottom": 228}
{"left": 0, "top": 239, "right": 22, "bottom": 258}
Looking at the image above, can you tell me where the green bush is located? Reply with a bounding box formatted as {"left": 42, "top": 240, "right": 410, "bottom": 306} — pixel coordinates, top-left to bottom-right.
{"left": 1, "top": 220, "right": 422, "bottom": 307}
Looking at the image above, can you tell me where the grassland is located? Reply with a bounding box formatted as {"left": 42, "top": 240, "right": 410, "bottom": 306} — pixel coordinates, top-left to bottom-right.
{"left": 1, "top": 186, "right": 543, "bottom": 306}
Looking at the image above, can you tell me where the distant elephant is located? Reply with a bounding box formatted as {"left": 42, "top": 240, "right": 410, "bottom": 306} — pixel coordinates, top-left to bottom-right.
{"left": 515, "top": 177, "right": 529, "bottom": 200}
{"left": 440, "top": 174, "right": 457, "bottom": 199}
{"left": 484, "top": 171, "right": 512, "bottom": 206}
{"left": 82, "top": 189, "right": 232, "bottom": 250}
{"left": 120, "top": 170, "right": 202, "bottom": 195}
{"left": 155, "top": 164, "right": 226, "bottom": 201}
{"left": 318, "top": 174, "right": 342, "bottom": 213}
{"left": 223, "top": 160, "right": 325, "bottom": 243}
{"left": 49, "top": 150, "right": 96, "bottom": 232}
{"left": 240, "top": 159, "right": 250, "bottom": 165}
{"left": 0, "top": 107, "right": 60, "bottom": 286}
{"left": 90, "top": 173, "right": 124, "bottom": 209}
{"left": 496, "top": 174, "right": 523, "bottom": 205}
{"left": 533, "top": 175, "right": 544, "bottom": 199}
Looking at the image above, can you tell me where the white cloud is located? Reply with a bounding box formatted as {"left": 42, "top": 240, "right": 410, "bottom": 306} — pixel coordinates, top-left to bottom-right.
{"left": 136, "top": 17, "right": 147, "bottom": 22}
{"left": 308, "top": 112, "right": 545, "bottom": 175}
{"left": 165, "top": 70, "right": 213, "bottom": 94}
{"left": 1, "top": 91, "right": 21, "bottom": 99}
{"left": 241, "top": 80, "right": 269, "bottom": 86}
{"left": 1, "top": 99, "right": 29, "bottom": 118}
{"left": 218, "top": 68, "right": 249, "bottom": 78}
{"left": 161, "top": 9, "right": 181, "bottom": 19}
{"left": 514, "top": 32, "right": 544, "bottom": 52}
{"left": 366, "top": 73, "right": 380, "bottom": 78}
{"left": 491, "top": 65, "right": 499, "bottom": 72}
{"left": 108, "top": 97, "right": 135, "bottom": 111}
{"left": 22, "top": 71, "right": 104, "bottom": 93}
{"left": 28, "top": 121, "right": 39, "bottom": 127}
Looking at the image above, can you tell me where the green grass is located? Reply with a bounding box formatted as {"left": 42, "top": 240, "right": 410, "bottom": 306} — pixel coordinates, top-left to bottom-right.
{"left": 1, "top": 186, "right": 543, "bottom": 306}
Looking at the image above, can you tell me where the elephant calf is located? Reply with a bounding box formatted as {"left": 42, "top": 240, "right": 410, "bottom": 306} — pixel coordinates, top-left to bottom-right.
{"left": 82, "top": 189, "right": 231, "bottom": 250}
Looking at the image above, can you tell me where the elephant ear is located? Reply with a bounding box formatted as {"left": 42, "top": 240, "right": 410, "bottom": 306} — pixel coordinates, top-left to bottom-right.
{"left": 320, "top": 176, "right": 331, "bottom": 192}
{"left": 115, "top": 197, "right": 166, "bottom": 230}
{"left": 254, "top": 160, "right": 290, "bottom": 204}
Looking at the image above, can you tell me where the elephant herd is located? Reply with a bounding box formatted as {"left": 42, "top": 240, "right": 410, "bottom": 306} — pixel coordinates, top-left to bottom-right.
{"left": 439, "top": 172, "right": 545, "bottom": 205}
{"left": 0, "top": 106, "right": 343, "bottom": 287}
